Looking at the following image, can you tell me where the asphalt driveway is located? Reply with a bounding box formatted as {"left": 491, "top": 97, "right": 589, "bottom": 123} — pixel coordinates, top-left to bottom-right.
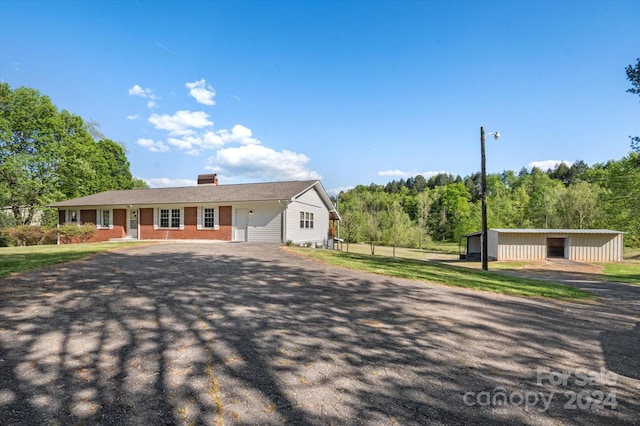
{"left": 0, "top": 242, "right": 638, "bottom": 425}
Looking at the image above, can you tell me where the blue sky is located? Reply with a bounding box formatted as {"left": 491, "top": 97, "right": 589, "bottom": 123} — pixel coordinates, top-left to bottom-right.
{"left": 1, "top": 0, "right": 639, "bottom": 195}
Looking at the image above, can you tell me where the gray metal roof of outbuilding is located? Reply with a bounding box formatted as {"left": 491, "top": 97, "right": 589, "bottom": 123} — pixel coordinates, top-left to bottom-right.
{"left": 490, "top": 228, "right": 623, "bottom": 234}
{"left": 464, "top": 229, "right": 623, "bottom": 237}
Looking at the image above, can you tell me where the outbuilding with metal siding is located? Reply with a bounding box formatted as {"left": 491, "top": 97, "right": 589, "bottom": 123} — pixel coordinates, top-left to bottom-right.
{"left": 465, "top": 229, "right": 624, "bottom": 262}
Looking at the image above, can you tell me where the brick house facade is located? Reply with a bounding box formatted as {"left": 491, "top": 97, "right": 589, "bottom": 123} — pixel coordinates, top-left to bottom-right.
{"left": 50, "top": 179, "right": 340, "bottom": 245}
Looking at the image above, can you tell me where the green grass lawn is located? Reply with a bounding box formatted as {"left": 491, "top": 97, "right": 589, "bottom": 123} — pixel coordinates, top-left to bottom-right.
{"left": 337, "top": 242, "right": 461, "bottom": 260}
{"left": 598, "top": 247, "right": 640, "bottom": 285}
{"left": 601, "top": 263, "right": 640, "bottom": 285}
{"left": 0, "top": 242, "right": 150, "bottom": 279}
{"left": 289, "top": 248, "right": 594, "bottom": 299}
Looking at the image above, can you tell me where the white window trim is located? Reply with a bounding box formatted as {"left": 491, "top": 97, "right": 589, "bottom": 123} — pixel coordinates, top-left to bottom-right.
{"left": 65, "top": 209, "right": 81, "bottom": 224}
{"left": 197, "top": 206, "right": 220, "bottom": 230}
{"left": 299, "top": 210, "right": 315, "bottom": 229}
{"left": 154, "top": 207, "right": 185, "bottom": 230}
{"left": 97, "top": 209, "right": 114, "bottom": 229}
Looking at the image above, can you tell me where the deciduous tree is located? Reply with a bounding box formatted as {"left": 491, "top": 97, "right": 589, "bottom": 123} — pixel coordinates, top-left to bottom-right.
{"left": 0, "top": 83, "right": 139, "bottom": 224}
{"left": 626, "top": 58, "right": 640, "bottom": 151}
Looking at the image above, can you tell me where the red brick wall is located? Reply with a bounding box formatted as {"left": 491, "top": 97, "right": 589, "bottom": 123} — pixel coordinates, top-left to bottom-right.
{"left": 185, "top": 206, "right": 197, "bottom": 226}
{"left": 56, "top": 208, "right": 127, "bottom": 243}
{"left": 58, "top": 206, "right": 231, "bottom": 242}
{"left": 81, "top": 210, "right": 97, "bottom": 225}
{"left": 114, "top": 209, "right": 127, "bottom": 233}
{"left": 219, "top": 206, "right": 232, "bottom": 239}
{"left": 87, "top": 208, "right": 127, "bottom": 242}
{"left": 139, "top": 206, "right": 232, "bottom": 241}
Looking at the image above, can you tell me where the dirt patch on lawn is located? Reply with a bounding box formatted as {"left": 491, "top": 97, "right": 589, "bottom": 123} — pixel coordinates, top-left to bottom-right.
{"left": 519, "top": 259, "right": 602, "bottom": 273}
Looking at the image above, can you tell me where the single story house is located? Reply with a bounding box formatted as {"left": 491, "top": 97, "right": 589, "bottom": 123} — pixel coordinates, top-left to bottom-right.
{"left": 49, "top": 176, "right": 340, "bottom": 245}
{"left": 464, "top": 229, "right": 624, "bottom": 262}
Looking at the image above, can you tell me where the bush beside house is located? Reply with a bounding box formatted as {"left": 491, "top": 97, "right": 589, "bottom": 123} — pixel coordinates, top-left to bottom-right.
{"left": 1, "top": 223, "right": 96, "bottom": 246}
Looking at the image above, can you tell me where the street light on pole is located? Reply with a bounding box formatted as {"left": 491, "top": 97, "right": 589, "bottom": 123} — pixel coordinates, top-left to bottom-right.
{"left": 481, "top": 126, "right": 500, "bottom": 271}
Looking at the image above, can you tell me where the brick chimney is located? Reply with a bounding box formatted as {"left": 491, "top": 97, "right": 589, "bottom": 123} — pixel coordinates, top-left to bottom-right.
{"left": 197, "top": 173, "right": 218, "bottom": 185}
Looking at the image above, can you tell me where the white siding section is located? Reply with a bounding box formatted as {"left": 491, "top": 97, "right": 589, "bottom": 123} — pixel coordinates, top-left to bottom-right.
{"left": 247, "top": 204, "right": 284, "bottom": 242}
{"left": 495, "top": 233, "right": 547, "bottom": 260}
{"left": 286, "top": 187, "right": 329, "bottom": 245}
{"left": 568, "top": 233, "right": 623, "bottom": 262}
{"left": 489, "top": 230, "right": 624, "bottom": 262}
{"left": 487, "top": 230, "right": 500, "bottom": 260}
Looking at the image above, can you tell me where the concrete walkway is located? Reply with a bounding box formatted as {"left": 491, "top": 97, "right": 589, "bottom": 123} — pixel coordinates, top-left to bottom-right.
{"left": 0, "top": 243, "right": 638, "bottom": 425}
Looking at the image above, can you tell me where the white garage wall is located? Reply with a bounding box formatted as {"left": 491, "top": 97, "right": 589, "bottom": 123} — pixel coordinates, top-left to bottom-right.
{"left": 286, "top": 187, "right": 329, "bottom": 245}
{"left": 246, "top": 203, "right": 285, "bottom": 243}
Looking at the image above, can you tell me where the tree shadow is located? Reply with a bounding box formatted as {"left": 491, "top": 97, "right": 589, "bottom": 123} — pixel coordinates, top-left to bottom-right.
{"left": 0, "top": 243, "right": 638, "bottom": 425}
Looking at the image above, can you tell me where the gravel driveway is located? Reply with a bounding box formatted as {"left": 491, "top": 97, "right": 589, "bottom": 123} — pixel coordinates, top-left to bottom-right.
{"left": 0, "top": 242, "right": 638, "bottom": 425}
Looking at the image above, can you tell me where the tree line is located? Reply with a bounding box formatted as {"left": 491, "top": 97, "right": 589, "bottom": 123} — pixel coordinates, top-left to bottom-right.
{"left": 336, "top": 153, "right": 640, "bottom": 253}
{"left": 0, "top": 83, "right": 146, "bottom": 228}
{"left": 336, "top": 58, "right": 640, "bottom": 253}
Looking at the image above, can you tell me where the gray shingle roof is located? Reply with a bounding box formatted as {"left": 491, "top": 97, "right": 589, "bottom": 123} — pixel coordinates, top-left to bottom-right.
{"left": 49, "top": 180, "right": 336, "bottom": 212}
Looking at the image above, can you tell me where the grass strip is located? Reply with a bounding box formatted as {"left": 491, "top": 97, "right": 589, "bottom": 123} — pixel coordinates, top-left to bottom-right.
{"left": 290, "top": 248, "right": 594, "bottom": 299}
{"left": 0, "top": 242, "right": 150, "bottom": 279}
{"left": 601, "top": 263, "right": 640, "bottom": 285}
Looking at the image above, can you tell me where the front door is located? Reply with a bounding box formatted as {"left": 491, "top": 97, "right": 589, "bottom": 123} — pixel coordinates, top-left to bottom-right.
{"left": 235, "top": 209, "right": 248, "bottom": 241}
{"left": 127, "top": 209, "right": 138, "bottom": 239}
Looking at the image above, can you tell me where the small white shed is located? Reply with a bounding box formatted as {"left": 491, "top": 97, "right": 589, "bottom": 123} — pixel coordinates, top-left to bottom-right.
{"left": 464, "top": 229, "right": 624, "bottom": 262}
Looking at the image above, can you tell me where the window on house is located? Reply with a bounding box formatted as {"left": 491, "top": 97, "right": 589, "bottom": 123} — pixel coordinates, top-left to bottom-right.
{"left": 171, "top": 209, "right": 181, "bottom": 228}
{"left": 160, "top": 209, "right": 170, "bottom": 228}
{"left": 66, "top": 209, "right": 81, "bottom": 224}
{"left": 157, "top": 208, "right": 182, "bottom": 229}
{"left": 299, "top": 211, "right": 315, "bottom": 229}
{"left": 204, "top": 208, "right": 215, "bottom": 228}
{"left": 102, "top": 210, "right": 111, "bottom": 227}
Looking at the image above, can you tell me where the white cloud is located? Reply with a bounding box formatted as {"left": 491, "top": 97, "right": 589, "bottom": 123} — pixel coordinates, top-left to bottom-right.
{"left": 377, "top": 169, "right": 449, "bottom": 178}
{"left": 205, "top": 145, "right": 321, "bottom": 181}
{"left": 201, "top": 131, "right": 225, "bottom": 149}
{"left": 528, "top": 160, "right": 574, "bottom": 171}
{"left": 217, "top": 124, "right": 259, "bottom": 145}
{"left": 157, "top": 124, "right": 260, "bottom": 155}
{"left": 129, "top": 84, "right": 160, "bottom": 109}
{"left": 126, "top": 114, "right": 140, "bottom": 120}
{"left": 144, "top": 178, "right": 197, "bottom": 188}
{"left": 148, "top": 110, "right": 213, "bottom": 134}
{"left": 167, "top": 136, "right": 197, "bottom": 150}
{"left": 129, "top": 84, "right": 158, "bottom": 99}
{"left": 186, "top": 79, "right": 216, "bottom": 105}
{"left": 137, "top": 138, "right": 170, "bottom": 153}
{"left": 328, "top": 186, "right": 354, "bottom": 196}
{"left": 378, "top": 169, "right": 411, "bottom": 177}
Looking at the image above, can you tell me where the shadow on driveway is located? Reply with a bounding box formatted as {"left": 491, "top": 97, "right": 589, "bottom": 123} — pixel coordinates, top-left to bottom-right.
{"left": 0, "top": 243, "right": 638, "bottom": 425}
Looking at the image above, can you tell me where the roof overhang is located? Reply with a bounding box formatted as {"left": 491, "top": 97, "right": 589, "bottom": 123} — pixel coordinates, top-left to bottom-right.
{"left": 293, "top": 181, "right": 341, "bottom": 221}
